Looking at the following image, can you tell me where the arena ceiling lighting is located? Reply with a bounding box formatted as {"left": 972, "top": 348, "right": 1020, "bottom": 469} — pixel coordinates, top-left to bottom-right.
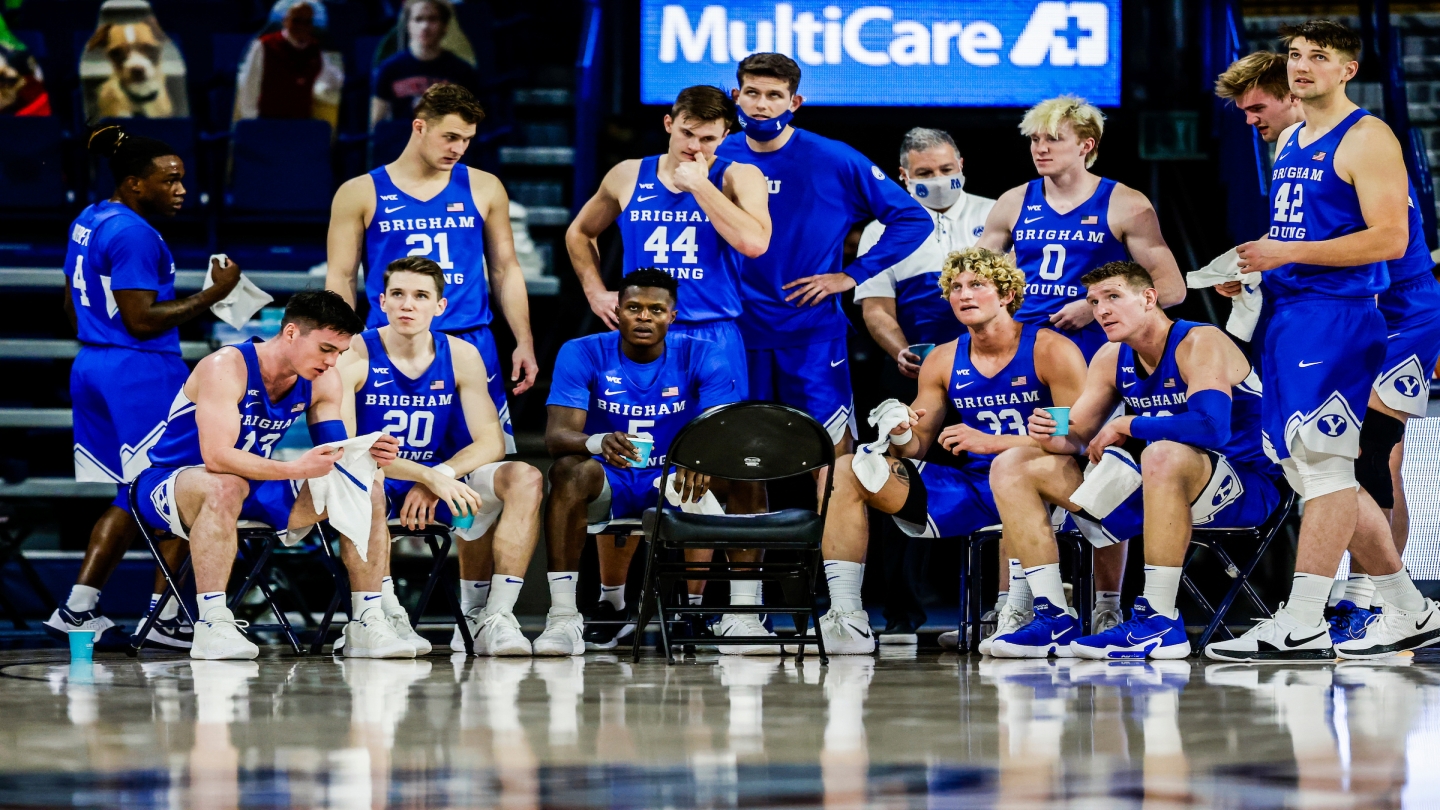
{"left": 640, "top": 0, "right": 1123, "bottom": 106}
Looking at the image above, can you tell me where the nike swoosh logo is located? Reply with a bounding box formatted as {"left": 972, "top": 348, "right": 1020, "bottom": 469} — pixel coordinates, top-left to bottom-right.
{"left": 636, "top": 195, "right": 657, "bottom": 202}
{"left": 1284, "top": 630, "right": 1326, "bottom": 646}
{"left": 372, "top": 380, "right": 395, "bottom": 388}
{"left": 364, "top": 594, "right": 381, "bottom": 601}
{"left": 203, "top": 594, "right": 223, "bottom": 600}
{"left": 1122, "top": 381, "right": 1137, "bottom": 388}
{"left": 384, "top": 206, "right": 405, "bottom": 213}
{"left": 1298, "top": 361, "right": 1322, "bottom": 368}
{"left": 830, "top": 359, "right": 845, "bottom": 367}
{"left": 1024, "top": 216, "right": 1043, "bottom": 224}
{"left": 954, "top": 381, "right": 975, "bottom": 390}
{"left": 1388, "top": 333, "right": 1402, "bottom": 339}
{"left": 604, "top": 389, "right": 627, "bottom": 395}
{"left": 848, "top": 622, "right": 871, "bottom": 639}
{"left": 1418, "top": 615, "right": 1434, "bottom": 631}
{"left": 487, "top": 374, "right": 497, "bottom": 382}
{"left": 1051, "top": 630, "right": 1069, "bottom": 640}
{"left": 1125, "top": 630, "right": 1168, "bottom": 644}
{"left": 553, "top": 575, "right": 573, "bottom": 581}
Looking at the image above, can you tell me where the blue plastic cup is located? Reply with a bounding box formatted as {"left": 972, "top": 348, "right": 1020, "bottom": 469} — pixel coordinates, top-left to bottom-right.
{"left": 69, "top": 631, "right": 95, "bottom": 662}
{"left": 629, "top": 434, "right": 654, "bottom": 468}
{"left": 451, "top": 510, "right": 475, "bottom": 531}
{"left": 908, "top": 343, "right": 937, "bottom": 362}
{"left": 1043, "top": 406, "right": 1071, "bottom": 437}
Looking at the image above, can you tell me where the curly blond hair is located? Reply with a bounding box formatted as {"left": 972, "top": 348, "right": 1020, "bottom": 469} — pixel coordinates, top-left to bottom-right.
{"left": 1020, "top": 95, "right": 1105, "bottom": 168}
{"left": 938, "top": 247, "right": 1025, "bottom": 315}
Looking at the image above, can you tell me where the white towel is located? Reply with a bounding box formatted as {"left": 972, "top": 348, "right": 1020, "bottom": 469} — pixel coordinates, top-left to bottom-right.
{"left": 307, "top": 432, "right": 383, "bottom": 561}
{"left": 205, "top": 254, "right": 274, "bottom": 330}
{"left": 1069, "top": 446, "right": 1143, "bottom": 519}
{"left": 658, "top": 474, "right": 726, "bottom": 515}
{"left": 1187, "top": 248, "right": 1263, "bottom": 341}
{"left": 852, "top": 399, "right": 910, "bottom": 494}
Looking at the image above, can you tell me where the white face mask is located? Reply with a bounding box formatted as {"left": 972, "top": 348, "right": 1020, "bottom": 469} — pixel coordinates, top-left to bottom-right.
{"left": 907, "top": 172, "right": 965, "bottom": 210}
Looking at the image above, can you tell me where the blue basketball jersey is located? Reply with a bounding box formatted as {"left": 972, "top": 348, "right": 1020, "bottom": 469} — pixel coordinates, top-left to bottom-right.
{"left": 1011, "top": 178, "right": 1130, "bottom": 328}
{"left": 365, "top": 166, "right": 489, "bottom": 331}
{"left": 148, "top": 340, "right": 313, "bottom": 469}
{"left": 926, "top": 323, "right": 1054, "bottom": 469}
{"left": 546, "top": 331, "right": 741, "bottom": 469}
{"left": 63, "top": 201, "right": 181, "bottom": 355}
{"left": 618, "top": 155, "right": 743, "bottom": 324}
{"left": 1266, "top": 109, "right": 1389, "bottom": 300}
{"left": 1389, "top": 179, "right": 1435, "bottom": 286}
{"left": 1115, "top": 321, "right": 1269, "bottom": 472}
{"left": 354, "top": 329, "right": 471, "bottom": 464}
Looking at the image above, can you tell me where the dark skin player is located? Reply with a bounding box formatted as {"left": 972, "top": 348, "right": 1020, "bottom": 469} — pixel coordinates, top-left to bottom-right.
{"left": 61, "top": 153, "right": 241, "bottom": 602}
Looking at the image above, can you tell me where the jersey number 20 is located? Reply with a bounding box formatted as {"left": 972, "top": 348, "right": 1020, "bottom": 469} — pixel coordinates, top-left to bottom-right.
{"left": 382, "top": 409, "right": 434, "bottom": 448}
{"left": 644, "top": 226, "right": 697, "bottom": 264}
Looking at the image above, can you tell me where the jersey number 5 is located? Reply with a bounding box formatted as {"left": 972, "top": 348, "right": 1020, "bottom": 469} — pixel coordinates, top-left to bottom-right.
{"left": 643, "top": 226, "right": 698, "bottom": 264}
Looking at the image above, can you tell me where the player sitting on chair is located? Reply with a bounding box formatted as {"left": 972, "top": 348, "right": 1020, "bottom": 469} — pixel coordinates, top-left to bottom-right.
{"left": 988, "top": 261, "right": 1281, "bottom": 659}
{"left": 813, "top": 247, "right": 1087, "bottom": 654}
{"left": 336, "top": 257, "right": 544, "bottom": 658}
{"left": 540, "top": 269, "right": 743, "bottom": 655}
{"left": 133, "top": 291, "right": 403, "bottom": 661}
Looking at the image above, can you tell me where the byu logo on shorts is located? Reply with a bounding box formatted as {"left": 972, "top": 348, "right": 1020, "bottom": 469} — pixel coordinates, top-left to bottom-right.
{"left": 1394, "top": 375, "right": 1422, "bottom": 398}
{"left": 1210, "top": 474, "right": 1236, "bottom": 508}
{"left": 1318, "top": 414, "right": 1348, "bottom": 437}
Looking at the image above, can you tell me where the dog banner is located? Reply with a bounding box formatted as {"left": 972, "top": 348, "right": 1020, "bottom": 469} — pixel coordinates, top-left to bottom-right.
{"left": 80, "top": 0, "right": 188, "bottom": 121}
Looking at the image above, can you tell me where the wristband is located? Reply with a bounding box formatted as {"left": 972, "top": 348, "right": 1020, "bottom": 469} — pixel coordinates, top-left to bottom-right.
{"left": 308, "top": 419, "right": 347, "bottom": 446}
{"left": 585, "top": 434, "right": 605, "bottom": 454}
{"left": 891, "top": 428, "right": 913, "bottom": 446}
{"left": 433, "top": 463, "right": 456, "bottom": 479}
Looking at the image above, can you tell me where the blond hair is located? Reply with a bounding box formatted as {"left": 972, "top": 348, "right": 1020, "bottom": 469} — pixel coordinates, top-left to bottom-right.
{"left": 939, "top": 248, "right": 1025, "bottom": 315}
{"left": 1214, "top": 51, "right": 1290, "bottom": 103}
{"left": 1019, "top": 95, "right": 1105, "bottom": 168}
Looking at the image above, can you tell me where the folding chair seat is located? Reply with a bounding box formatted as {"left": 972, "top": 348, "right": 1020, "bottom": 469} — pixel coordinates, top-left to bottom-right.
{"left": 585, "top": 517, "right": 648, "bottom": 638}
{"left": 960, "top": 524, "right": 1092, "bottom": 653}
{"left": 631, "top": 402, "right": 834, "bottom": 664}
{"left": 386, "top": 520, "right": 474, "bottom": 656}
{"left": 1181, "top": 486, "right": 1297, "bottom": 648}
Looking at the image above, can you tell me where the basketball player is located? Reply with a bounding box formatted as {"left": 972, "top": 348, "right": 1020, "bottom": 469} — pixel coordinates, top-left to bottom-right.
{"left": 540, "top": 270, "right": 742, "bottom": 655}
{"left": 1206, "top": 20, "right": 1440, "bottom": 661}
{"left": 565, "top": 84, "right": 770, "bottom": 645}
{"left": 976, "top": 95, "right": 1188, "bottom": 633}
{"left": 337, "top": 257, "right": 544, "bottom": 657}
{"left": 1216, "top": 48, "right": 1440, "bottom": 641}
{"left": 327, "top": 82, "right": 535, "bottom": 643}
{"left": 811, "top": 248, "right": 1086, "bottom": 654}
{"left": 989, "top": 262, "right": 1279, "bottom": 659}
{"left": 131, "top": 291, "right": 405, "bottom": 660}
{"left": 46, "top": 126, "right": 241, "bottom": 650}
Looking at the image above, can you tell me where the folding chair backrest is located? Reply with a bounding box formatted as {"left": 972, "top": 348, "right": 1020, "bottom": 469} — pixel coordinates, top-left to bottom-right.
{"left": 665, "top": 402, "right": 833, "bottom": 482}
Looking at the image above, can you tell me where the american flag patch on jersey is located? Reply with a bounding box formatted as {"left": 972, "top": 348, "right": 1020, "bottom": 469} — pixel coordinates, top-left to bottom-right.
{"left": 431, "top": 380, "right": 445, "bottom": 389}
{"left": 291, "top": 402, "right": 306, "bottom": 412}
{"left": 1010, "top": 376, "right": 1027, "bottom": 386}
{"left": 1164, "top": 377, "right": 1177, "bottom": 388}
{"left": 1311, "top": 151, "right": 1326, "bottom": 161}
{"left": 663, "top": 386, "right": 679, "bottom": 397}
{"left": 1081, "top": 215, "right": 1098, "bottom": 225}
{"left": 447, "top": 202, "right": 464, "bottom": 211}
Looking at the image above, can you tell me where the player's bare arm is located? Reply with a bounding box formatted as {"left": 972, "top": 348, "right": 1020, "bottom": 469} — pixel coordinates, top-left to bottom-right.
{"left": 886, "top": 342, "right": 948, "bottom": 460}
{"left": 677, "top": 160, "right": 770, "bottom": 257}
{"left": 114, "top": 256, "right": 241, "bottom": 340}
{"left": 472, "top": 168, "right": 538, "bottom": 394}
{"left": 1113, "top": 185, "right": 1186, "bottom": 308}
{"left": 1030, "top": 342, "right": 1121, "bottom": 456}
{"left": 566, "top": 160, "right": 639, "bottom": 330}
{"left": 546, "top": 404, "right": 638, "bottom": 467}
{"left": 336, "top": 335, "right": 370, "bottom": 433}
{"left": 308, "top": 360, "right": 399, "bottom": 468}
{"left": 193, "top": 349, "right": 337, "bottom": 481}
{"left": 975, "top": 185, "right": 1026, "bottom": 253}
{"left": 325, "top": 175, "right": 377, "bottom": 308}
{"left": 1238, "top": 117, "right": 1408, "bottom": 272}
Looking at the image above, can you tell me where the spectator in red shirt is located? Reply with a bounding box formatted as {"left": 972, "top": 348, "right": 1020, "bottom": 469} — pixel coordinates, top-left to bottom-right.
{"left": 0, "top": 42, "right": 51, "bottom": 117}
{"left": 234, "top": 0, "right": 343, "bottom": 125}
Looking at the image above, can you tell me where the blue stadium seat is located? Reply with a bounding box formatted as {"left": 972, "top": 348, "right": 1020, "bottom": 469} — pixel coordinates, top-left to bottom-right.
{"left": 226, "top": 118, "right": 333, "bottom": 218}
{"left": 0, "top": 117, "right": 68, "bottom": 213}
{"left": 90, "top": 117, "right": 201, "bottom": 211}
{"left": 369, "top": 118, "right": 411, "bottom": 168}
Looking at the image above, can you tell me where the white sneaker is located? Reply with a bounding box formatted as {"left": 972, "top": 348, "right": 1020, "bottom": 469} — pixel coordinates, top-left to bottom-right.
{"left": 1204, "top": 605, "right": 1334, "bottom": 662}
{"left": 978, "top": 603, "right": 1033, "bottom": 656}
{"left": 816, "top": 609, "right": 877, "bottom": 655}
{"left": 1336, "top": 598, "right": 1440, "bottom": 660}
{"left": 937, "top": 630, "right": 960, "bottom": 650}
{"left": 345, "top": 611, "right": 418, "bottom": 659}
{"left": 1092, "top": 604, "right": 1122, "bottom": 634}
{"left": 450, "top": 608, "right": 484, "bottom": 653}
{"left": 716, "top": 614, "right": 781, "bottom": 655}
{"left": 532, "top": 609, "right": 585, "bottom": 656}
{"left": 190, "top": 608, "right": 259, "bottom": 661}
{"left": 475, "top": 611, "right": 533, "bottom": 657}
{"left": 386, "top": 609, "right": 432, "bottom": 656}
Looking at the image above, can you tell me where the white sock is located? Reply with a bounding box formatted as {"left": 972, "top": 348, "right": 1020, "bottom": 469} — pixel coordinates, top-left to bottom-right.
{"left": 549, "top": 572, "right": 578, "bottom": 612}
{"left": 460, "top": 579, "right": 491, "bottom": 615}
{"left": 380, "top": 576, "right": 404, "bottom": 614}
{"left": 1282, "top": 573, "right": 1334, "bottom": 626}
{"left": 149, "top": 592, "right": 180, "bottom": 621}
{"left": 488, "top": 575, "right": 523, "bottom": 616}
{"left": 1141, "top": 566, "right": 1182, "bottom": 619}
{"left": 67, "top": 584, "right": 100, "bottom": 613}
{"left": 1095, "top": 590, "right": 1121, "bottom": 613}
{"left": 1373, "top": 590, "right": 1387, "bottom": 609}
{"left": 600, "top": 584, "right": 625, "bottom": 611}
{"left": 687, "top": 593, "right": 704, "bottom": 606}
{"left": 353, "top": 591, "right": 384, "bottom": 621}
{"left": 993, "top": 592, "right": 1009, "bottom": 614}
{"left": 1024, "top": 563, "right": 1067, "bottom": 611}
{"left": 824, "top": 560, "right": 863, "bottom": 613}
{"left": 731, "top": 580, "right": 762, "bottom": 607}
{"left": 197, "top": 591, "right": 228, "bottom": 621}
{"left": 1007, "top": 559, "right": 1033, "bottom": 612}
{"left": 1343, "top": 574, "right": 1375, "bottom": 610}
{"left": 1372, "top": 570, "right": 1425, "bottom": 613}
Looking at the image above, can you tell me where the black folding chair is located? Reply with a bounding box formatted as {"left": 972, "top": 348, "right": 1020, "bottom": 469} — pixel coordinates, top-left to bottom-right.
{"left": 960, "top": 525, "right": 1093, "bottom": 653}
{"left": 0, "top": 504, "right": 57, "bottom": 628}
{"left": 631, "top": 403, "right": 835, "bottom": 664}
{"left": 1181, "top": 485, "right": 1297, "bottom": 648}
{"left": 386, "top": 521, "right": 474, "bottom": 656}
{"left": 585, "top": 517, "right": 649, "bottom": 639}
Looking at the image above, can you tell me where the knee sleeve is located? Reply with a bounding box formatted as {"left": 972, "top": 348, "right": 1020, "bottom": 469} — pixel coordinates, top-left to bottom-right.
{"left": 1280, "top": 441, "right": 1357, "bottom": 503}
{"left": 1355, "top": 409, "right": 1404, "bottom": 508}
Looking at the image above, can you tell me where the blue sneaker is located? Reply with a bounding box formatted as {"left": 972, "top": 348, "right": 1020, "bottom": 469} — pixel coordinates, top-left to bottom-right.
{"left": 988, "top": 597, "right": 1081, "bottom": 658}
{"left": 1070, "top": 597, "right": 1191, "bottom": 660}
{"left": 131, "top": 615, "right": 195, "bottom": 651}
{"left": 1326, "top": 600, "right": 1379, "bottom": 644}
{"left": 43, "top": 606, "right": 117, "bottom": 641}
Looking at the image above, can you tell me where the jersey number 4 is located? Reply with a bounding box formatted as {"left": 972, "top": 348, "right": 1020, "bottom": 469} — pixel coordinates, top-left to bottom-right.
{"left": 71, "top": 256, "right": 119, "bottom": 318}
{"left": 644, "top": 226, "right": 698, "bottom": 264}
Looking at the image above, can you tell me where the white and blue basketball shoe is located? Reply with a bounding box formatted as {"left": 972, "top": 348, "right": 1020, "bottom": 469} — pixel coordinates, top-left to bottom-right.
{"left": 43, "top": 606, "right": 117, "bottom": 641}
{"left": 987, "top": 597, "right": 1081, "bottom": 658}
{"left": 1069, "top": 597, "right": 1191, "bottom": 660}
